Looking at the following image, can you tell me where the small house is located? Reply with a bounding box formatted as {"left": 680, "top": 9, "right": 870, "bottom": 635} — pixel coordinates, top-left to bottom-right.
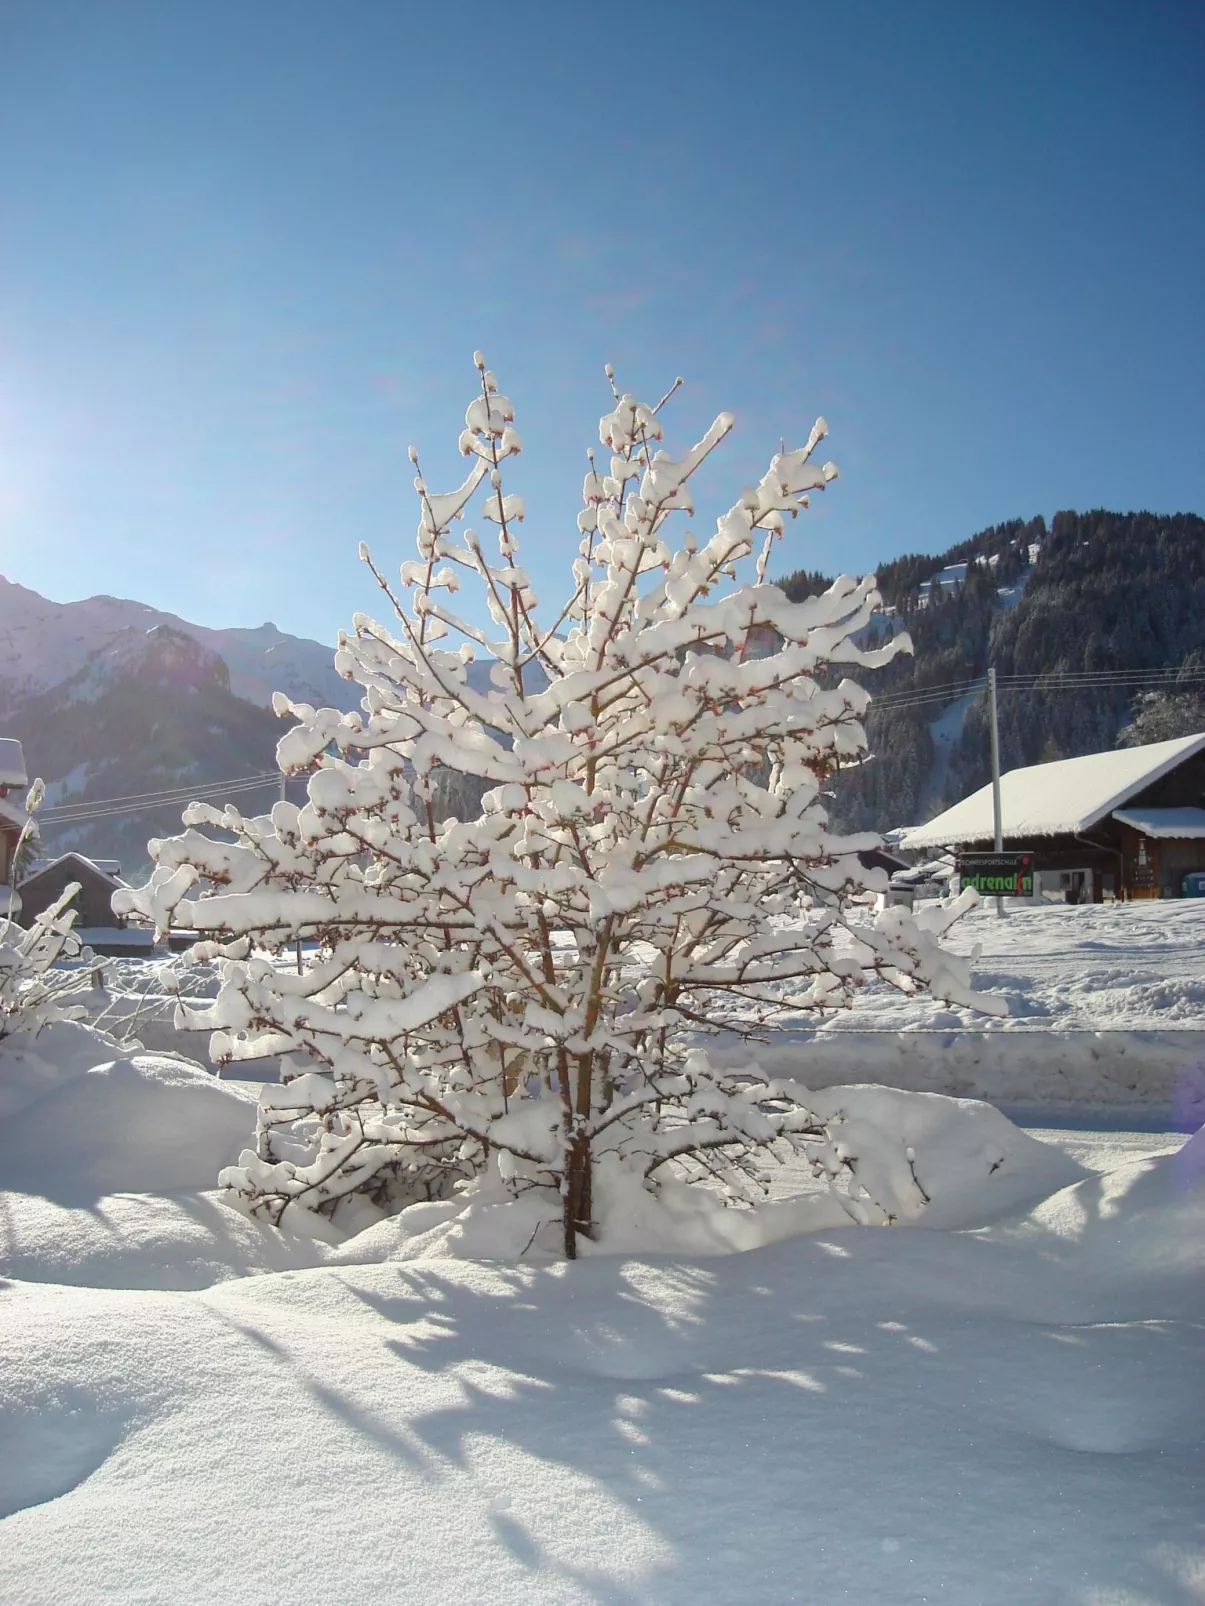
{"left": 898, "top": 732, "right": 1205, "bottom": 901}
{"left": 885, "top": 855, "right": 957, "bottom": 908}
{"left": 16, "top": 852, "right": 160, "bottom": 955}
{"left": 17, "top": 852, "right": 128, "bottom": 931}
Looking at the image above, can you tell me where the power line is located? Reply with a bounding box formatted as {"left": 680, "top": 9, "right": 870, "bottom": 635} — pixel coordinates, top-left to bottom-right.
{"left": 871, "top": 664, "right": 1205, "bottom": 712}
{"left": 46, "top": 782, "right": 288, "bottom": 823}
{"left": 32, "top": 662, "right": 1205, "bottom": 825}
{"left": 40, "top": 769, "right": 280, "bottom": 816}
{"left": 43, "top": 778, "right": 282, "bottom": 822}
{"left": 872, "top": 678, "right": 987, "bottom": 711}
{"left": 998, "top": 669, "right": 1205, "bottom": 688}
{"left": 42, "top": 773, "right": 290, "bottom": 825}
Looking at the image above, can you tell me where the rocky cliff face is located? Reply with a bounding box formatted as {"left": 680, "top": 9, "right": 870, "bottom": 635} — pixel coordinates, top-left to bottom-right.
{"left": 0, "top": 583, "right": 345, "bottom": 875}
{"left": 0, "top": 574, "right": 359, "bottom": 714}
{"left": 0, "top": 575, "right": 544, "bottom": 875}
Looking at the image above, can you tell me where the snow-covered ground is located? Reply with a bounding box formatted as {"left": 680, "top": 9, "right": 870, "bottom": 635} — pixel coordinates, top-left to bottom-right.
{"left": 96, "top": 897, "right": 1205, "bottom": 1035}
{"left": 703, "top": 900, "right": 1205, "bottom": 1128}
{"left": 70, "top": 900, "right": 1205, "bottom": 1127}
{"left": 5, "top": 904, "right": 1200, "bottom": 1600}
{"left": 915, "top": 561, "right": 967, "bottom": 605}
{"left": 1, "top": 1014, "right": 1202, "bottom": 1604}
{"left": 945, "top": 899, "right": 1205, "bottom": 1030}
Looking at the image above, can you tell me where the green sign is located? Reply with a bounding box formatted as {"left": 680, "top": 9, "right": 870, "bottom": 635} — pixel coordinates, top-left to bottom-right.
{"left": 956, "top": 852, "right": 1034, "bottom": 897}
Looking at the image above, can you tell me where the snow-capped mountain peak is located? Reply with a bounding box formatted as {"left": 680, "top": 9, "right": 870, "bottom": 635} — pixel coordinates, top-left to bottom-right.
{"left": 0, "top": 575, "right": 359, "bottom": 714}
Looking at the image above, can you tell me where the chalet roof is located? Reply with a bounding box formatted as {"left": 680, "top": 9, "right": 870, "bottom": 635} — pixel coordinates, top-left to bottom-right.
{"left": 899, "top": 732, "right": 1205, "bottom": 850}
{"left": 0, "top": 738, "right": 26, "bottom": 789}
{"left": 17, "top": 851, "right": 126, "bottom": 891}
{"left": 1112, "top": 806, "right": 1205, "bottom": 839}
{"left": 856, "top": 845, "right": 910, "bottom": 876}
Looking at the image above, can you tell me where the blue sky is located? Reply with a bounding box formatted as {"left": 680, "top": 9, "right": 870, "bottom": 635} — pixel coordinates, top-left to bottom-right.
{"left": 0, "top": 0, "right": 1201, "bottom": 646}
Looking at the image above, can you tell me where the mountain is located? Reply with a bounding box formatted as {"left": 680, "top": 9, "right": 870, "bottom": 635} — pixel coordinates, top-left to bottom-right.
{"left": 0, "top": 624, "right": 297, "bottom": 874}
{"left": 0, "top": 577, "right": 529, "bottom": 875}
{"left": 0, "top": 575, "right": 360, "bottom": 714}
{"left": 0, "top": 576, "right": 366, "bottom": 875}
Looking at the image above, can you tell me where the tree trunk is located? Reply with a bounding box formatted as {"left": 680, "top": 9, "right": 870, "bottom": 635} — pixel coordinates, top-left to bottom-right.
{"left": 562, "top": 1130, "right": 592, "bottom": 1260}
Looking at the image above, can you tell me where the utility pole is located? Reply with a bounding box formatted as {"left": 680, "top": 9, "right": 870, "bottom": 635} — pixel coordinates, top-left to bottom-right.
{"left": 988, "top": 665, "right": 1005, "bottom": 917}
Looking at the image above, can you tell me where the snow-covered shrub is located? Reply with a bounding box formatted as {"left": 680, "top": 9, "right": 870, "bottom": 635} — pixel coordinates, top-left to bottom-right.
{"left": 116, "top": 357, "right": 999, "bottom": 1254}
{"left": 0, "top": 782, "right": 89, "bottom": 1041}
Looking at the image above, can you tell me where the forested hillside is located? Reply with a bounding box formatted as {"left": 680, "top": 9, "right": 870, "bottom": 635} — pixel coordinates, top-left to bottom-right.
{"left": 781, "top": 509, "right": 1205, "bottom": 833}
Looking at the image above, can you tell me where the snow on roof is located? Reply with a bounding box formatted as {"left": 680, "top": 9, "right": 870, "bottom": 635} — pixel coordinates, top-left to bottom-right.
{"left": 1112, "top": 806, "right": 1205, "bottom": 840}
{"left": 0, "top": 737, "right": 26, "bottom": 789}
{"left": 17, "top": 851, "right": 125, "bottom": 889}
{"left": 889, "top": 856, "right": 956, "bottom": 887}
{"left": 899, "top": 732, "right": 1205, "bottom": 850}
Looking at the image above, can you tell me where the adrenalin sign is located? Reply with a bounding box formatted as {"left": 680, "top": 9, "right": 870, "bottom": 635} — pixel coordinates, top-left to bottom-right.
{"left": 956, "top": 852, "right": 1034, "bottom": 897}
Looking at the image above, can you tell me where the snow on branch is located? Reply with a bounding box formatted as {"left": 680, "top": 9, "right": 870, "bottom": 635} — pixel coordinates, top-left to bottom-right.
{"left": 0, "top": 782, "right": 91, "bottom": 1040}
{"left": 115, "top": 357, "right": 1000, "bottom": 1255}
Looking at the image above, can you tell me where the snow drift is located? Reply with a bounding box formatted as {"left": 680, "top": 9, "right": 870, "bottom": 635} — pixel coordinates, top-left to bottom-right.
{"left": 0, "top": 1013, "right": 1200, "bottom": 1602}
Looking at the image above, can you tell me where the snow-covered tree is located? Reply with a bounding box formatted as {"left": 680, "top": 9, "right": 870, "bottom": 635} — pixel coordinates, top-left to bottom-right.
{"left": 116, "top": 357, "right": 998, "bottom": 1255}
{"left": 0, "top": 782, "right": 89, "bottom": 1041}
{"left": 1117, "top": 655, "right": 1205, "bottom": 748}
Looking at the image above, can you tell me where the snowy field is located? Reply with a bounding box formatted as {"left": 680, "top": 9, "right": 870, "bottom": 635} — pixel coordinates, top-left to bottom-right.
{"left": 861, "top": 899, "right": 1205, "bottom": 1032}
{"left": 701, "top": 900, "right": 1205, "bottom": 1128}
{"left": 85, "top": 903, "right": 1205, "bottom": 1125}
{"left": 1, "top": 1014, "right": 1202, "bottom": 1605}
{"left": 92, "top": 898, "right": 1205, "bottom": 1035}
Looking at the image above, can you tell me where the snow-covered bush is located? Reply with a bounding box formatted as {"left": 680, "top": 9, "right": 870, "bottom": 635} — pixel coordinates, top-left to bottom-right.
{"left": 116, "top": 357, "right": 999, "bottom": 1254}
{"left": 0, "top": 782, "right": 89, "bottom": 1041}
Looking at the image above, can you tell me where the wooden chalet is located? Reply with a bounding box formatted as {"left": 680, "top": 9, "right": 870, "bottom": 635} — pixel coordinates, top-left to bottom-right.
{"left": 899, "top": 732, "right": 1205, "bottom": 902}
{"left": 16, "top": 853, "right": 162, "bottom": 956}
{"left": 17, "top": 852, "right": 128, "bottom": 930}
